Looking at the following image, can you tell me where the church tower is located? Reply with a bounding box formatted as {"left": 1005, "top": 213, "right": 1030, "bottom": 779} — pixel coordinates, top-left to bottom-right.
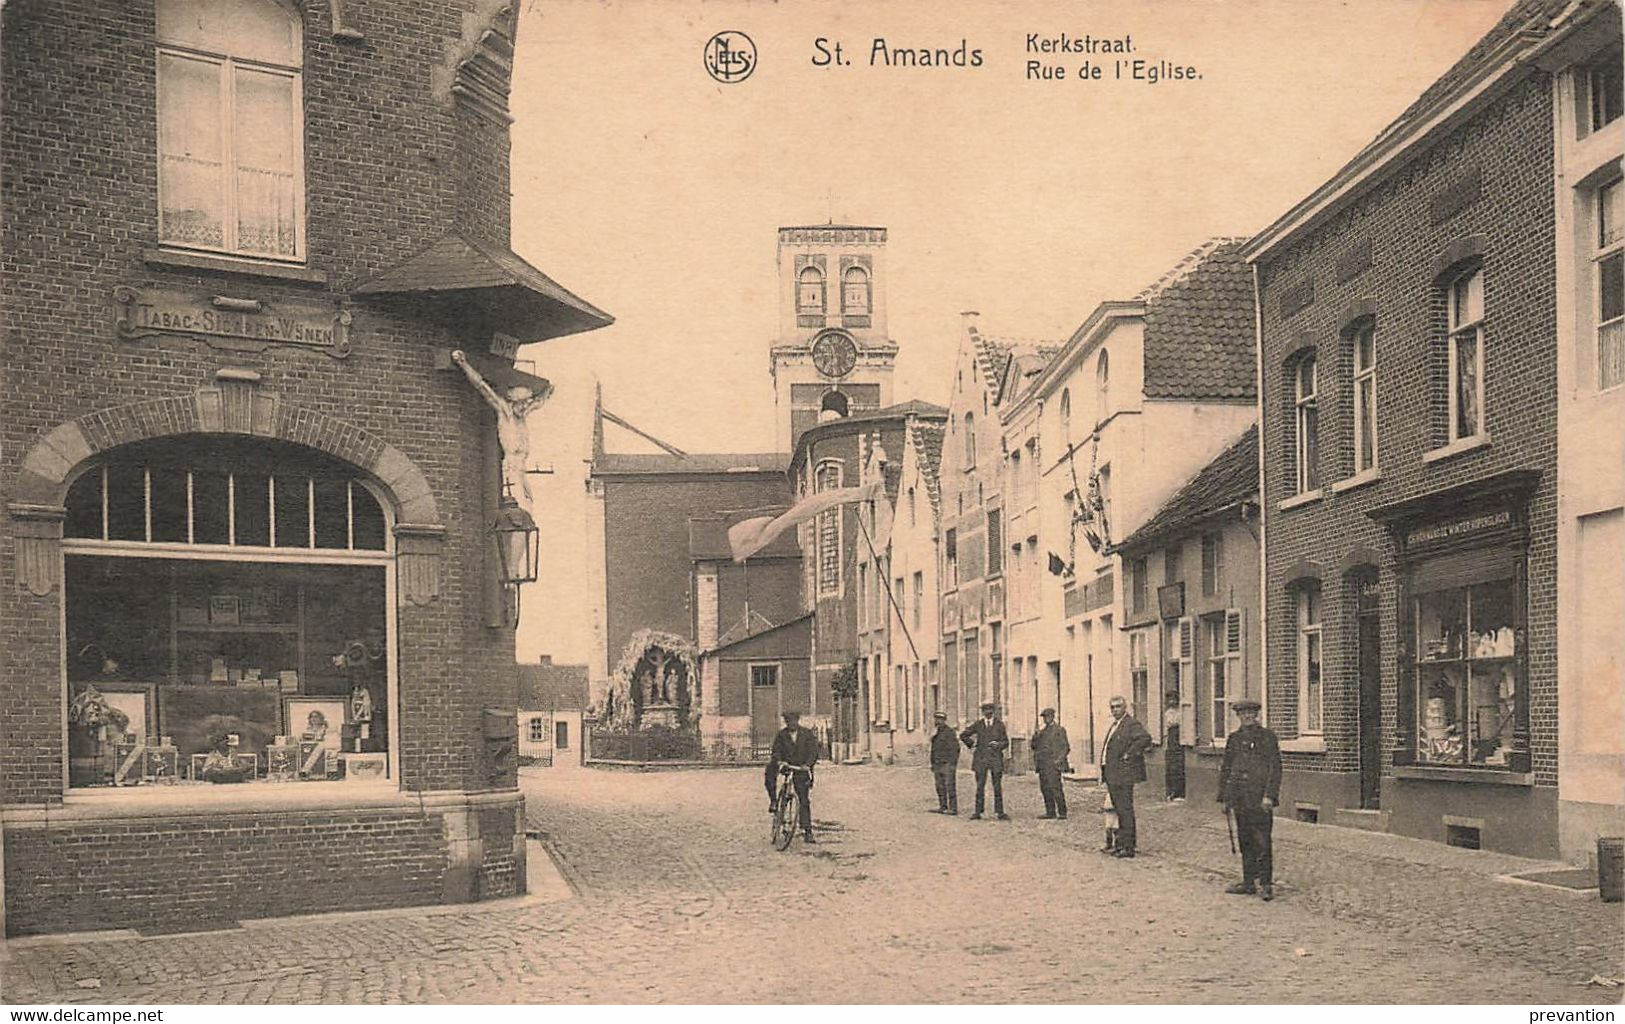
{"left": 771, "top": 225, "right": 897, "bottom": 452}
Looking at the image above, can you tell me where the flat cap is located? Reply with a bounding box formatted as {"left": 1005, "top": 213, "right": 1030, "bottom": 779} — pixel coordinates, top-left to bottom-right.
{"left": 1040, "top": 707, "right": 1056, "bottom": 718}
{"left": 980, "top": 701, "right": 996, "bottom": 711}
{"left": 1232, "top": 699, "right": 1262, "bottom": 712}
{"left": 933, "top": 710, "right": 948, "bottom": 719}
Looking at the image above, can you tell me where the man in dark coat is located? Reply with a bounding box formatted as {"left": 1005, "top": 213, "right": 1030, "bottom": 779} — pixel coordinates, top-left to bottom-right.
{"left": 1100, "top": 694, "right": 1153, "bottom": 856}
{"left": 1218, "top": 698, "right": 1282, "bottom": 900}
{"left": 1031, "top": 708, "right": 1071, "bottom": 819}
{"left": 767, "top": 710, "right": 820, "bottom": 843}
{"left": 959, "top": 701, "right": 1009, "bottom": 820}
{"left": 928, "top": 710, "right": 960, "bottom": 814}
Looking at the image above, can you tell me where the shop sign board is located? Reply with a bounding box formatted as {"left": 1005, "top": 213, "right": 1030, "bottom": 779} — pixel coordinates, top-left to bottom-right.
{"left": 115, "top": 286, "right": 352, "bottom": 358}
{"left": 1404, "top": 509, "right": 1512, "bottom": 552}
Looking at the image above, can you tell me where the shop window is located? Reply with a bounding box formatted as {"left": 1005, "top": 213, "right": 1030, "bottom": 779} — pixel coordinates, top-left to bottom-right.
{"left": 1444, "top": 267, "right": 1485, "bottom": 443}
{"left": 528, "top": 718, "right": 546, "bottom": 743}
{"left": 1296, "top": 585, "right": 1323, "bottom": 735}
{"left": 1596, "top": 176, "right": 1623, "bottom": 391}
{"left": 157, "top": 0, "right": 304, "bottom": 259}
{"left": 1291, "top": 352, "right": 1320, "bottom": 492}
{"left": 1412, "top": 578, "right": 1524, "bottom": 768}
{"left": 1350, "top": 320, "right": 1378, "bottom": 472}
{"left": 61, "top": 438, "right": 394, "bottom": 792}
{"left": 65, "top": 557, "right": 388, "bottom": 790}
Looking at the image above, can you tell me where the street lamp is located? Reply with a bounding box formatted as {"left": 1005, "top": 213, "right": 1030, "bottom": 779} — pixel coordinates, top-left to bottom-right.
{"left": 490, "top": 493, "right": 539, "bottom": 586}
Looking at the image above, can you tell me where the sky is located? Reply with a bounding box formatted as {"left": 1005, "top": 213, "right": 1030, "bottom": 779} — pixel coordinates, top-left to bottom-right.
{"left": 503, "top": 0, "right": 1514, "bottom": 665}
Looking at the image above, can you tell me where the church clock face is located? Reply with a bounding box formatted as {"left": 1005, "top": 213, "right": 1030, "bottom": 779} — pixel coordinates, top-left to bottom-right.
{"left": 811, "top": 330, "right": 858, "bottom": 379}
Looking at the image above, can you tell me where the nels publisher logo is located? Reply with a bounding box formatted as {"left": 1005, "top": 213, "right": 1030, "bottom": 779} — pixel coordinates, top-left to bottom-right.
{"left": 705, "top": 31, "right": 757, "bottom": 84}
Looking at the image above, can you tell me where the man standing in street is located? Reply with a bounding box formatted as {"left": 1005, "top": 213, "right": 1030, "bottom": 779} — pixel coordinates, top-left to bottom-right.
{"left": 1032, "top": 708, "right": 1071, "bottom": 819}
{"left": 1218, "top": 698, "right": 1282, "bottom": 900}
{"left": 1100, "top": 695, "right": 1153, "bottom": 857}
{"left": 960, "top": 701, "right": 1009, "bottom": 820}
{"left": 928, "top": 710, "right": 960, "bottom": 814}
{"left": 768, "top": 710, "right": 821, "bottom": 844}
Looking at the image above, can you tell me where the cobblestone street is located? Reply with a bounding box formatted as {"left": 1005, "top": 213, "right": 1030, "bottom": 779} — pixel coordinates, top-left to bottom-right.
{"left": 3, "top": 765, "right": 1620, "bottom": 1004}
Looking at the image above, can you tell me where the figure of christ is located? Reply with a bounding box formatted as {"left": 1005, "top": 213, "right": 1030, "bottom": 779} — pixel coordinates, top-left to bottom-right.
{"left": 451, "top": 350, "right": 551, "bottom": 508}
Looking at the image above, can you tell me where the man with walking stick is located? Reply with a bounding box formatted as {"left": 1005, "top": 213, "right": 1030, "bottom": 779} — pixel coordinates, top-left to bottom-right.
{"left": 1217, "top": 699, "right": 1282, "bottom": 901}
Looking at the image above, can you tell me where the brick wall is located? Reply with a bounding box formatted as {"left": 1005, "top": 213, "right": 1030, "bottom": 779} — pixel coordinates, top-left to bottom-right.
{"left": 1257, "top": 73, "right": 1558, "bottom": 789}
{"left": 0, "top": 0, "right": 539, "bottom": 807}
{"left": 3, "top": 807, "right": 449, "bottom": 935}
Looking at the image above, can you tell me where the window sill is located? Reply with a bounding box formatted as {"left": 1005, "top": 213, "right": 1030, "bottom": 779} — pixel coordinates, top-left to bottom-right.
{"left": 1, "top": 779, "right": 499, "bottom": 822}
{"left": 1277, "top": 489, "right": 1324, "bottom": 512}
{"left": 143, "top": 247, "right": 329, "bottom": 284}
{"left": 1330, "top": 468, "right": 1382, "bottom": 494}
{"left": 1391, "top": 764, "right": 1533, "bottom": 786}
{"left": 1280, "top": 736, "right": 1327, "bottom": 753}
{"left": 1422, "top": 433, "right": 1491, "bottom": 465}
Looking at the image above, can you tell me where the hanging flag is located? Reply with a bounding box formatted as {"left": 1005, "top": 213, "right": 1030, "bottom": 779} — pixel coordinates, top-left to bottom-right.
{"left": 728, "top": 480, "right": 885, "bottom": 562}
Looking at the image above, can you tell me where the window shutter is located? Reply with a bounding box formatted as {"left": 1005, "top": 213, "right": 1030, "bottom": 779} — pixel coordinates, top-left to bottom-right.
{"left": 1225, "top": 607, "right": 1245, "bottom": 737}
{"left": 1178, "top": 615, "right": 1196, "bottom": 742}
{"left": 1227, "top": 607, "right": 1245, "bottom": 683}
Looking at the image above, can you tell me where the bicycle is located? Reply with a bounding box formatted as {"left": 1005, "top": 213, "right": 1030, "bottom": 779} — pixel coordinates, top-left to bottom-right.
{"left": 769, "top": 763, "right": 812, "bottom": 850}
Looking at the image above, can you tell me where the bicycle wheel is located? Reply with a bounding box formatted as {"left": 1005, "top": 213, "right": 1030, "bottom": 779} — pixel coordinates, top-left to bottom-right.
{"left": 771, "top": 786, "right": 797, "bottom": 851}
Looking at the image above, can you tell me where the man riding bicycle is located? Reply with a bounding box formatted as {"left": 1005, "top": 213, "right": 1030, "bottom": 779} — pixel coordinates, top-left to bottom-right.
{"left": 765, "top": 710, "right": 819, "bottom": 844}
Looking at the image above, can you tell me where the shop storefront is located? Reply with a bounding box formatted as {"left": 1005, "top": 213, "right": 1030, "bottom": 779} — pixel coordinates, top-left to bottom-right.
{"left": 62, "top": 437, "right": 396, "bottom": 791}
{"left": 1369, "top": 470, "right": 1552, "bottom": 855}
{"left": 1, "top": 0, "right": 613, "bottom": 936}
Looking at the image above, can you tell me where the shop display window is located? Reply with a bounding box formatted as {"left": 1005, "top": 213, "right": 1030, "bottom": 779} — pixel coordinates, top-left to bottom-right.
{"left": 61, "top": 437, "right": 393, "bottom": 792}
{"left": 66, "top": 557, "right": 387, "bottom": 789}
{"left": 1413, "top": 578, "right": 1523, "bottom": 767}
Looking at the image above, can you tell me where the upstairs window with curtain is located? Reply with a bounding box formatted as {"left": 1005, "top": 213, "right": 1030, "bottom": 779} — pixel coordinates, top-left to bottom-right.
{"left": 157, "top": 0, "right": 304, "bottom": 260}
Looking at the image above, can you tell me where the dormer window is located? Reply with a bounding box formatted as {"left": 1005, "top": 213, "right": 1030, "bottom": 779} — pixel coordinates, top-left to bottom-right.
{"left": 157, "top": 0, "right": 305, "bottom": 260}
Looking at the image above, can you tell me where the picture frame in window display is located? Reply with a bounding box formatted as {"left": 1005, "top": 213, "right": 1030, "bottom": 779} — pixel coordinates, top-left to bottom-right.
{"left": 160, "top": 684, "right": 280, "bottom": 764}
{"left": 284, "top": 696, "right": 345, "bottom": 778}
{"left": 101, "top": 685, "right": 156, "bottom": 787}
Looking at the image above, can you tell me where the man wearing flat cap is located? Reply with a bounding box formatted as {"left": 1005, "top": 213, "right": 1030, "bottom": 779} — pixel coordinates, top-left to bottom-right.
{"left": 928, "top": 710, "right": 960, "bottom": 814}
{"left": 767, "top": 710, "right": 820, "bottom": 843}
{"left": 1218, "top": 698, "right": 1282, "bottom": 900}
{"left": 960, "top": 701, "right": 1009, "bottom": 820}
{"left": 1032, "top": 708, "right": 1071, "bottom": 819}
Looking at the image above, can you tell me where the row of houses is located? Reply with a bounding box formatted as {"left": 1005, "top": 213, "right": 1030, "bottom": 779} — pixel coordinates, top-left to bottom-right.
{"left": 791, "top": 0, "right": 1621, "bottom": 863}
